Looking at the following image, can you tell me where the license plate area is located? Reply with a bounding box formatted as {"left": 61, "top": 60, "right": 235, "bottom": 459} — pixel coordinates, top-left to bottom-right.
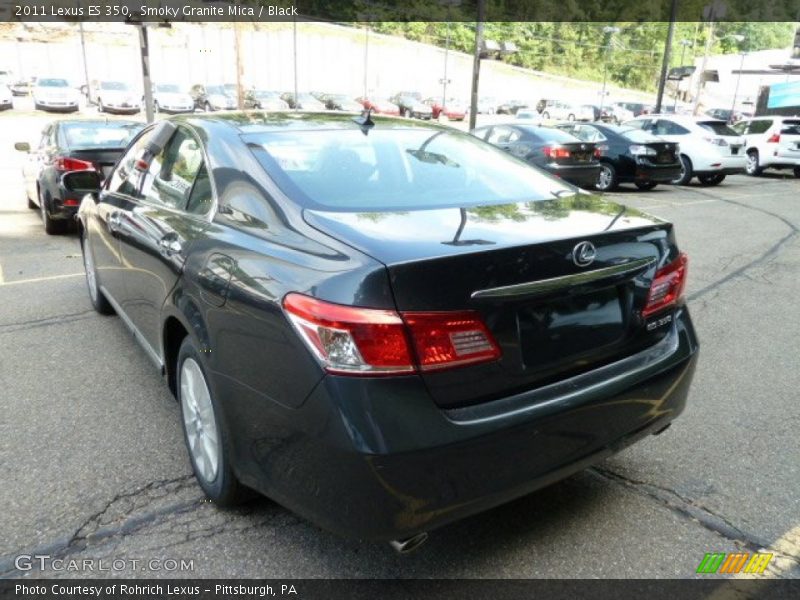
{"left": 518, "top": 286, "right": 626, "bottom": 369}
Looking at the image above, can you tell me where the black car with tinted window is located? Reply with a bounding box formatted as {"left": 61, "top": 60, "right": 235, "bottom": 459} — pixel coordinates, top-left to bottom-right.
{"left": 555, "top": 122, "right": 681, "bottom": 191}
{"left": 15, "top": 119, "right": 143, "bottom": 234}
{"left": 473, "top": 123, "right": 601, "bottom": 188}
{"left": 73, "top": 112, "right": 698, "bottom": 551}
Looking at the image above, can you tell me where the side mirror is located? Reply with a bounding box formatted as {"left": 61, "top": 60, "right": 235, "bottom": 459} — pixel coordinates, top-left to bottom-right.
{"left": 61, "top": 170, "right": 103, "bottom": 194}
{"left": 14, "top": 142, "right": 30, "bottom": 152}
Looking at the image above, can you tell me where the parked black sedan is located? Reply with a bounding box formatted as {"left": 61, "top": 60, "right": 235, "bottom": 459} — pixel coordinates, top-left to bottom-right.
{"left": 15, "top": 119, "right": 143, "bottom": 234}
{"left": 555, "top": 122, "right": 681, "bottom": 191}
{"left": 72, "top": 113, "right": 697, "bottom": 550}
{"left": 473, "top": 123, "right": 601, "bottom": 188}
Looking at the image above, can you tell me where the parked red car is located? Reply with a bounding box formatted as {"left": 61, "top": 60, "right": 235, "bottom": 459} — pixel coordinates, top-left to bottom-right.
{"left": 358, "top": 96, "right": 400, "bottom": 116}
{"left": 424, "top": 97, "right": 467, "bottom": 121}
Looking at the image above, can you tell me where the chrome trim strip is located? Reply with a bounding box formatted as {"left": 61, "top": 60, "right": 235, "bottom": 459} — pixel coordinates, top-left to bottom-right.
{"left": 471, "top": 257, "right": 656, "bottom": 300}
{"left": 100, "top": 285, "right": 164, "bottom": 369}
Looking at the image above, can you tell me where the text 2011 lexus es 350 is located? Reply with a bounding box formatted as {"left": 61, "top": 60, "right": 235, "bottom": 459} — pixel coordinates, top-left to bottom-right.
{"left": 73, "top": 112, "right": 698, "bottom": 551}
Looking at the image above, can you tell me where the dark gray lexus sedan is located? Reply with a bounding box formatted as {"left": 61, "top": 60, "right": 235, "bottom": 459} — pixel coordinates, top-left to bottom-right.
{"left": 72, "top": 112, "right": 698, "bottom": 552}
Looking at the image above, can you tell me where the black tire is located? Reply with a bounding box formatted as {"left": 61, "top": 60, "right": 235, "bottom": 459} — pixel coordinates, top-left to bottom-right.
{"left": 595, "top": 162, "right": 618, "bottom": 192}
{"left": 698, "top": 173, "right": 726, "bottom": 186}
{"left": 177, "top": 336, "right": 249, "bottom": 507}
{"left": 794, "top": 167, "right": 800, "bottom": 178}
{"left": 153, "top": 101, "right": 160, "bottom": 113}
{"left": 34, "top": 102, "right": 41, "bottom": 111}
{"left": 97, "top": 99, "right": 104, "bottom": 113}
{"left": 27, "top": 194, "right": 36, "bottom": 209}
{"left": 40, "top": 192, "right": 66, "bottom": 235}
{"left": 542, "top": 111, "right": 550, "bottom": 120}
{"left": 671, "top": 154, "right": 693, "bottom": 185}
{"left": 635, "top": 181, "right": 658, "bottom": 190}
{"left": 81, "top": 229, "right": 114, "bottom": 315}
{"left": 568, "top": 113, "right": 575, "bottom": 121}
{"left": 745, "top": 150, "right": 763, "bottom": 176}
{"left": 204, "top": 101, "right": 212, "bottom": 112}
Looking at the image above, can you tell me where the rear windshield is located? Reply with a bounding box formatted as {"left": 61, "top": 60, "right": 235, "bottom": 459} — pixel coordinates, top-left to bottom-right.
{"left": 206, "top": 86, "right": 226, "bottom": 95}
{"left": 697, "top": 121, "right": 739, "bottom": 136}
{"left": 522, "top": 127, "right": 581, "bottom": 144}
{"left": 780, "top": 120, "right": 800, "bottom": 135}
{"left": 156, "top": 84, "right": 181, "bottom": 93}
{"left": 621, "top": 128, "right": 665, "bottom": 143}
{"left": 101, "top": 81, "right": 129, "bottom": 91}
{"left": 39, "top": 79, "right": 68, "bottom": 87}
{"left": 62, "top": 122, "right": 143, "bottom": 149}
{"left": 246, "top": 128, "right": 570, "bottom": 212}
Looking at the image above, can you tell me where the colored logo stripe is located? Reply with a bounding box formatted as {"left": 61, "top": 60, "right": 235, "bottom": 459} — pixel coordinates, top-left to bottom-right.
{"left": 696, "top": 552, "right": 773, "bottom": 574}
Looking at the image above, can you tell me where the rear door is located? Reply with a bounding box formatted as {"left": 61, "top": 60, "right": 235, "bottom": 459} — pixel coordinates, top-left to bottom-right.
{"left": 88, "top": 129, "right": 157, "bottom": 305}
{"left": 116, "top": 124, "right": 213, "bottom": 354}
{"left": 776, "top": 119, "right": 800, "bottom": 161}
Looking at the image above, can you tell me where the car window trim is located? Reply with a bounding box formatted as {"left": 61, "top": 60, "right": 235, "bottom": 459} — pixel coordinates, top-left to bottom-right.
{"left": 105, "top": 123, "right": 219, "bottom": 224}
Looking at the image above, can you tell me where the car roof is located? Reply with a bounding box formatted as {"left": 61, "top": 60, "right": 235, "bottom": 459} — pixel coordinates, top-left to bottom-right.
{"left": 171, "top": 111, "right": 455, "bottom": 134}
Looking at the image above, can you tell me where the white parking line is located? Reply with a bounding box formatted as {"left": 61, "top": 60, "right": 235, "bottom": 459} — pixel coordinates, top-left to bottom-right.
{"left": 0, "top": 273, "right": 84, "bottom": 287}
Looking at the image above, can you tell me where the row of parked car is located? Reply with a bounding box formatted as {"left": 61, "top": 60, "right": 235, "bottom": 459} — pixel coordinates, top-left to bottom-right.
{"left": 475, "top": 114, "right": 800, "bottom": 192}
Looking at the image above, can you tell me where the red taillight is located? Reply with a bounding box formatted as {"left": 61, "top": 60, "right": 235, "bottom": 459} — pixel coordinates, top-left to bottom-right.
{"left": 282, "top": 294, "right": 501, "bottom": 376}
{"left": 63, "top": 199, "right": 80, "bottom": 206}
{"left": 543, "top": 146, "right": 570, "bottom": 160}
{"left": 403, "top": 312, "right": 501, "bottom": 371}
{"left": 54, "top": 157, "right": 94, "bottom": 172}
{"left": 766, "top": 133, "right": 780, "bottom": 143}
{"left": 643, "top": 253, "right": 688, "bottom": 318}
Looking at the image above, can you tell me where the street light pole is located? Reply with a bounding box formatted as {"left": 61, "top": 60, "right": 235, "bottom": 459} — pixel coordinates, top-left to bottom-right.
{"left": 137, "top": 24, "right": 154, "bottom": 123}
{"left": 598, "top": 26, "right": 620, "bottom": 116}
{"left": 441, "top": 21, "right": 450, "bottom": 108}
{"left": 730, "top": 50, "right": 746, "bottom": 121}
{"left": 655, "top": 0, "right": 678, "bottom": 113}
{"left": 673, "top": 40, "right": 692, "bottom": 109}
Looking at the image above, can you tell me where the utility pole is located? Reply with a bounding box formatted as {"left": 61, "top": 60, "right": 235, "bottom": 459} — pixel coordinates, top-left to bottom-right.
{"left": 364, "top": 24, "right": 369, "bottom": 101}
{"left": 692, "top": 21, "right": 715, "bottom": 115}
{"left": 655, "top": 0, "right": 678, "bottom": 113}
{"left": 468, "top": 0, "right": 486, "bottom": 131}
{"left": 441, "top": 21, "right": 450, "bottom": 109}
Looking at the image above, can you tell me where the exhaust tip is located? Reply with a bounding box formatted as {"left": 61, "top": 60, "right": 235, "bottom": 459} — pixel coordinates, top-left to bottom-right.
{"left": 389, "top": 532, "right": 428, "bottom": 554}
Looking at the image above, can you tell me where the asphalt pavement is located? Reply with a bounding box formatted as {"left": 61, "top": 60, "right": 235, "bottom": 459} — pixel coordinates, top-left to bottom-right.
{"left": 0, "top": 108, "right": 798, "bottom": 579}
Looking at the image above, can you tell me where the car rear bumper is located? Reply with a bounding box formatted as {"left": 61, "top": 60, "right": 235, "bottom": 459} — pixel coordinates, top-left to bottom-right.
{"left": 633, "top": 163, "right": 682, "bottom": 183}
{"left": 694, "top": 154, "right": 746, "bottom": 174}
{"left": 102, "top": 105, "right": 141, "bottom": 114}
{"left": 36, "top": 100, "right": 79, "bottom": 111}
{"left": 545, "top": 164, "right": 601, "bottom": 188}
{"left": 222, "top": 305, "right": 698, "bottom": 540}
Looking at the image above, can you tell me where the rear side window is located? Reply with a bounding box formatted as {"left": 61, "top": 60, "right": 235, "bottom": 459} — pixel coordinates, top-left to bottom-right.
{"left": 571, "top": 125, "right": 606, "bottom": 142}
{"left": 780, "top": 120, "right": 800, "bottom": 135}
{"left": 61, "top": 122, "right": 143, "bottom": 150}
{"left": 697, "top": 121, "right": 739, "bottom": 136}
{"left": 654, "top": 120, "right": 690, "bottom": 135}
{"left": 487, "top": 126, "right": 521, "bottom": 144}
{"left": 107, "top": 131, "right": 154, "bottom": 197}
{"left": 747, "top": 120, "right": 772, "bottom": 135}
{"left": 246, "top": 127, "right": 571, "bottom": 212}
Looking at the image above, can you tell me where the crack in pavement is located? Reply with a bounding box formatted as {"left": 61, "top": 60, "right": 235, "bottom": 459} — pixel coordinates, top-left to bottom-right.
{"left": 678, "top": 187, "right": 799, "bottom": 303}
{"left": 589, "top": 467, "right": 800, "bottom": 567}
{"left": 0, "top": 310, "right": 97, "bottom": 335}
{"left": 0, "top": 474, "right": 202, "bottom": 578}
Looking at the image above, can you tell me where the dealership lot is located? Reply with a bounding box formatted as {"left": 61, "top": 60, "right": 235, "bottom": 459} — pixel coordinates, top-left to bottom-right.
{"left": 0, "top": 111, "right": 798, "bottom": 578}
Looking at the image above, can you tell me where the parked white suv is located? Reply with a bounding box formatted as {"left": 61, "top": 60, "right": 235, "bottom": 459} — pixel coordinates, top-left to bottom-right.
{"left": 623, "top": 115, "right": 746, "bottom": 185}
{"left": 536, "top": 99, "right": 582, "bottom": 121}
{"left": 732, "top": 117, "right": 800, "bottom": 177}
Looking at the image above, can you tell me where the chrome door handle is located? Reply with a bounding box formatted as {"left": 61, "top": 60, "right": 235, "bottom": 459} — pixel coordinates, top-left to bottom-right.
{"left": 159, "top": 236, "right": 182, "bottom": 257}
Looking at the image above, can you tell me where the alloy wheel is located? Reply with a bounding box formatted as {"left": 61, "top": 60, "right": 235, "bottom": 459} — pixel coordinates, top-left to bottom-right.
{"left": 181, "top": 358, "right": 220, "bottom": 483}
{"left": 597, "top": 165, "right": 613, "bottom": 190}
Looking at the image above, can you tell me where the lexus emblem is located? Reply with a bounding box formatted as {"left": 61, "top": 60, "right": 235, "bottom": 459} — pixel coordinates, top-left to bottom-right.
{"left": 572, "top": 241, "right": 596, "bottom": 267}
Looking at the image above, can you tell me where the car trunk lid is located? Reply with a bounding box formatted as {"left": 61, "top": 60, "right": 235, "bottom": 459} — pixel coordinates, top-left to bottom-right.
{"left": 304, "top": 195, "right": 680, "bottom": 408}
